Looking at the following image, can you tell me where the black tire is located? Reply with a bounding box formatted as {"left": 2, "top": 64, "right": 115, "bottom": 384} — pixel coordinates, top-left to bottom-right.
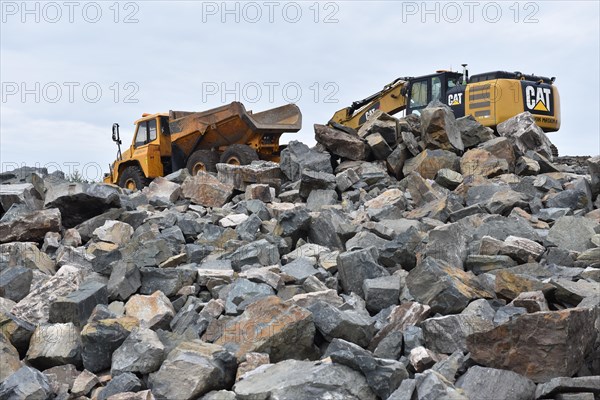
{"left": 187, "top": 149, "right": 220, "bottom": 174}
{"left": 118, "top": 165, "right": 148, "bottom": 190}
{"left": 219, "top": 144, "right": 259, "bottom": 165}
{"left": 550, "top": 144, "right": 559, "bottom": 158}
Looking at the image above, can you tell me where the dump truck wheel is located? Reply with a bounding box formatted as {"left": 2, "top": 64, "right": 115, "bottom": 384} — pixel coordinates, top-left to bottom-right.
{"left": 118, "top": 166, "right": 148, "bottom": 191}
{"left": 187, "top": 150, "right": 220, "bottom": 174}
{"left": 220, "top": 144, "right": 259, "bottom": 166}
{"left": 550, "top": 144, "right": 559, "bottom": 158}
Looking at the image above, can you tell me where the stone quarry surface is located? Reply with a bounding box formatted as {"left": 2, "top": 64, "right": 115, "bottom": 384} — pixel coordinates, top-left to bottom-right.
{"left": 0, "top": 106, "right": 598, "bottom": 399}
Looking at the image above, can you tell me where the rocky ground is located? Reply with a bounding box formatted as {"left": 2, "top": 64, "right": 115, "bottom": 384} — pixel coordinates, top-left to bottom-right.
{"left": 0, "top": 103, "right": 599, "bottom": 400}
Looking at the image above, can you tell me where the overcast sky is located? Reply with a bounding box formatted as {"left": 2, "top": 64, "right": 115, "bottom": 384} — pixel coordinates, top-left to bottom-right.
{"left": 1, "top": 0, "right": 599, "bottom": 180}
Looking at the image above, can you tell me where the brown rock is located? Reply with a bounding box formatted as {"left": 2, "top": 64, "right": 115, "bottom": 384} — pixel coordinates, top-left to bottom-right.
{"left": 420, "top": 103, "right": 464, "bottom": 152}
{"left": 493, "top": 270, "right": 548, "bottom": 301}
{"left": 402, "top": 149, "right": 460, "bottom": 180}
{"left": 217, "top": 161, "right": 283, "bottom": 192}
{"left": 214, "top": 295, "right": 316, "bottom": 362}
{"left": 124, "top": 291, "right": 175, "bottom": 330}
{"left": 236, "top": 352, "right": 270, "bottom": 381}
{"left": 467, "top": 308, "right": 597, "bottom": 382}
{"left": 460, "top": 148, "right": 509, "bottom": 177}
{"left": 480, "top": 137, "right": 517, "bottom": 169}
{"left": 181, "top": 172, "right": 233, "bottom": 208}
{"left": 314, "top": 124, "right": 370, "bottom": 161}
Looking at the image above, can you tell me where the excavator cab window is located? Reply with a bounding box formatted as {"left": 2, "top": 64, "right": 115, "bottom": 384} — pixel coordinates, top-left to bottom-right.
{"left": 432, "top": 77, "right": 442, "bottom": 101}
{"left": 410, "top": 80, "right": 429, "bottom": 111}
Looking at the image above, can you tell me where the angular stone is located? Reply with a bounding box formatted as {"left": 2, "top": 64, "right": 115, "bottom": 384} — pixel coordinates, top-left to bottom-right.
{"left": 228, "top": 239, "right": 279, "bottom": 271}
{"left": 435, "top": 168, "right": 463, "bottom": 190}
{"left": 357, "top": 110, "right": 398, "bottom": 143}
{"left": 140, "top": 267, "right": 196, "bottom": 297}
{"left": 467, "top": 308, "right": 597, "bottom": 382}
{"left": 93, "top": 220, "right": 134, "bottom": 246}
{"left": 501, "top": 235, "right": 546, "bottom": 262}
{"left": 143, "top": 177, "right": 181, "bottom": 204}
{"left": 108, "top": 261, "right": 141, "bottom": 301}
{"left": 235, "top": 214, "right": 262, "bottom": 242}
{"left": 497, "top": 111, "right": 554, "bottom": 160}
{"left": 386, "top": 143, "right": 409, "bottom": 179}
{"left": 306, "top": 189, "right": 338, "bottom": 211}
{"left": 338, "top": 247, "right": 389, "bottom": 297}
{"left": 299, "top": 169, "right": 336, "bottom": 199}
{"left": 214, "top": 296, "right": 315, "bottom": 362}
{"left": 0, "top": 266, "right": 32, "bottom": 303}
{"left": 480, "top": 136, "right": 517, "bottom": 169}
{"left": 509, "top": 290, "right": 549, "bottom": 312}
{"left": 0, "top": 183, "right": 43, "bottom": 213}
{"left": 335, "top": 168, "right": 360, "bottom": 192}
{"left": 365, "top": 189, "right": 407, "bottom": 221}
{"left": 587, "top": 155, "right": 600, "bottom": 198}
{"left": 0, "top": 333, "right": 21, "bottom": 383}
{"left": 223, "top": 278, "right": 274, "bottom": 315}
{"left": 71, "top": 369, "right": 99, "bottom": 397}
{"left": 420, "top": 101, "right": 464, "bottom": 152}
{"left": 455, "top": 366, "right": 536, "bottom": 400}
{"left": 369, "top": 302, "right": 431, "bottom": 352}
{"left": 236, "top": 352, "right": 270, "bottom": 381}
{"left": 10, "top": 265, "right": 85, "bottom": 325}
{"left": 413, "top": 369, "right": 467, "bottom": 399}
{"left": 49, "top": 280, "right": 108, "bottom": 327}
{"left": 0, "top": 208, "right": 61, "bottom": 244}
{"left": 363, "top": 275, "right": 400, "bottom": 314}
{"left": 26, "top": 323, "right": 82, "bottom": 369}
{"left": 0, "top": 366, "right": 53, "bottom": 400}
{"left": 244, "top": 184, "right": 274, "bottom": 203}
{"left": 217, "top": 161, "right": 283, "bottom": 192}
{"left": 181, "top": 172, "right": 234, "bottom": 208}
{"left": 280, "top": 140, "right": 333, "bottom": 181}
{"left": 535, "top": 376, "right": 600, "bottom": 399}
{"left": 307, "top": 300, "right": 374, "bottom": 347}
{"left": 44, "top": 182, "right": 122, "bottom": 228}
{"left": 461, "top": 148, "right": 509, "bottom": 177}
{"left": 81, "top": 316, "right": 138, "bottom": 373}
{"left": 325, "top": 338, "right": 408, "bottom": 399}
{"left": 98, "top": 372, "right": 143, "bottom": 400}
{"left": 401, "top": 130, "right": 421, "bottom": 156}
{"left": 465, "top": 254, "right": 517, "bottom": 274}
{"left": 42, "top": 364, "right": 79, "bottom": 397}
{"left": 409, "top": 346, "right": 439, "bottom": 372}
{"left": 111, "top": 327, "right": 165, "bottom": 375}
{"left": 314, "top": 124, "right": 370, "bottom": 161}
{"left": 406, "top": 258, "right": 493, "bottom": 314}
{"left": 421, "top": 314, "right": 494, "bottom": 354}
{"left": 124, "top": 291, "right": 175, "bottom": 330}
{"left": 456, "top": 115, "right": 495, "bottom": 148}
{"left": 233, "top": 359, "right": 376, "bottom": 400}
{"left": 548, "top": 216, "right": 598, "bottom": 252}
{"left": 280, "top": 257, "right": 320, "bottom": 284}
{"left": 403, "top": 149, "right": 460, "bottom": 180}
{"left": 515, "top": 156, "right": 540, "bottom": 176}
{"left": 366, "top": 132, "right": 393, "bottom": 160}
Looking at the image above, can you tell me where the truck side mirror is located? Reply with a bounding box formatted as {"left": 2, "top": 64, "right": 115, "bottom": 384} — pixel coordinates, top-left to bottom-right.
{"left": 112, "top": 123, "right": 121, "bottom": 144}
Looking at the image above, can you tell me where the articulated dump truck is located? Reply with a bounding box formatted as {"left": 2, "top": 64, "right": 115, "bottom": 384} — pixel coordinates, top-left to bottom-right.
{"left": 104, "top": 101, "right": 302, "bottom": 190}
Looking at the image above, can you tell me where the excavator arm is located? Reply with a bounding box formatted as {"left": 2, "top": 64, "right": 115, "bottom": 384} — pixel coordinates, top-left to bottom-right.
{"left": 329, "top": 77, "right": 410, "bottom": 130}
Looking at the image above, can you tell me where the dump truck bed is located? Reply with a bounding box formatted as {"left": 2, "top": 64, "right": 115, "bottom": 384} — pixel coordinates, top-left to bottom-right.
{"left": 168, "top": 102, "right": 301, "bottom": 153}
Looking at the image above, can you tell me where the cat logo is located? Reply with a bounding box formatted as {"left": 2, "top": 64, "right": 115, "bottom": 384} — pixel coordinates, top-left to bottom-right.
{"left": 448, "top": 93, "right": 462, "bottom": 106}
{"left": 524, "top": 85, "right": 552, "bottom": 113}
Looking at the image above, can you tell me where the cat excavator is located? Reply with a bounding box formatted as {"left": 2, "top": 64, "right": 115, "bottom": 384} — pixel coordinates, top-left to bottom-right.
{"left": 329, "top": 65, "right": 560, "bottom": 144}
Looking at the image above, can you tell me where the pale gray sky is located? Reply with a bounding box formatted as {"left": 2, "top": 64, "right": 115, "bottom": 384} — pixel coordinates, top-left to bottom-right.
{"left": 1, "top": 1, "right": 599, "bottom": 180}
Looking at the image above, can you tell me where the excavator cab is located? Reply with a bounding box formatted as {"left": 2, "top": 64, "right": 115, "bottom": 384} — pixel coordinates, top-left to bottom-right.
{"left": 405, "top": 71, "right": 463, "bottom": 116}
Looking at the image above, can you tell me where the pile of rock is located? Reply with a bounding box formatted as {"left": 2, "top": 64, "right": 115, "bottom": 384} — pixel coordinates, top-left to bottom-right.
{"left": 0, "top": 103, "right": 599, "bottom": 400}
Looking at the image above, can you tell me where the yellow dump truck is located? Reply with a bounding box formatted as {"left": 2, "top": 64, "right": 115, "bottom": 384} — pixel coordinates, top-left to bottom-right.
{"left": 104, "top": 102, "right": 302, "bottom": 190}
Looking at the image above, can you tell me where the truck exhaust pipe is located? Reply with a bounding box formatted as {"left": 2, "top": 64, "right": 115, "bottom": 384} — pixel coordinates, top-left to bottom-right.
{"left": 462, "top": 63, "right": 469, "bottom": 85}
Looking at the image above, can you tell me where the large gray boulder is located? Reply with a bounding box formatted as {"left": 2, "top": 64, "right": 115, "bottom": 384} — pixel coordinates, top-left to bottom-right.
{"left": 497, "top": 112, "right": 554, "bottom": 160}
{"left": 233, "top": 359, "right": 377, "bottom": 400}
{"left": 455, "top": 366, "right": 536, "bottom": 400}
{"left": 44, "top": 182, "right": 122, "bottom": 228}
{"left": 280, "top": 140, "right": 332, "bottom": 181}
{"left": 0, "top": 366, "right": 53, "bottom": 400}
{"left": 148, "top": 340, "right": 236, "bottom": 400}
